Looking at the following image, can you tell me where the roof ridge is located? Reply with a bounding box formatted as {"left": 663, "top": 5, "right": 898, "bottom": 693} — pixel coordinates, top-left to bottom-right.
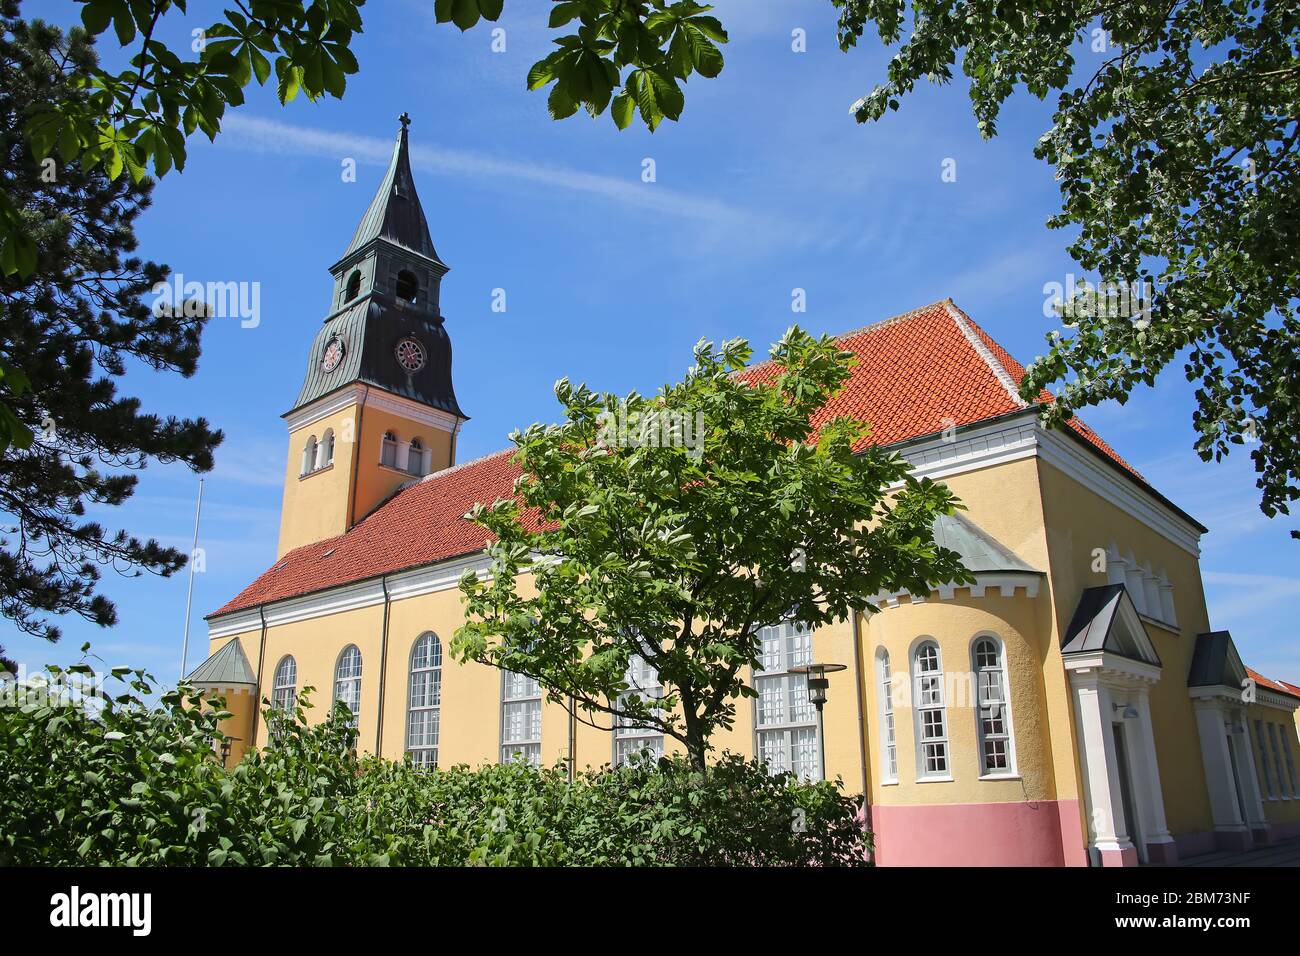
{"left": 420, "top": 446, "right": 515, "bottom": 483}
{"left": 940, "top": 300, "right": 1029, "bottom": 409}
{"left": 831, "top": 298, "right": 955, "bottom": 341}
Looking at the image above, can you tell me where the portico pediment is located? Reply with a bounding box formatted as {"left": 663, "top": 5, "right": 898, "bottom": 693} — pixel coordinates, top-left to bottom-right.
{"left": 1061, "top": 584, "right": 1161, "bottom": 670}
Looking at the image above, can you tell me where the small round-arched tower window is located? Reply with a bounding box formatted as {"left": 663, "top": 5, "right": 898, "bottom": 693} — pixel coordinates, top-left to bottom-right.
{"left": 395, "top": 269, "right": 418, "bottom": 303}
{"left": 344, "top": 270, "right": 362, "bottom": 302}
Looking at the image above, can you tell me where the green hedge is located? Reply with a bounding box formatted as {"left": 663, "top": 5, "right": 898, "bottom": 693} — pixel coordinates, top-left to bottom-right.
{"left": 0, "top": 664, "right": 869, "bottom": 866}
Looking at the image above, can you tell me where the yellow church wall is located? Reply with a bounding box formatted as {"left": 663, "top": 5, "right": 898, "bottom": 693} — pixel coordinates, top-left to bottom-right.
{"left": 349, "top": 404, "right": 454, "bottom": 525}
{"left": 278, "top": 404, "right": 361, "bottom": 556}
{"left": 863, "top": 590, "right": 1053, "bottom": 805}
{"left": 252, "top": 603, "right": 388, "bottom": 750}
{"left": 904, "top": 455, "right": 1083, "bottom": 815}
{"left": 205, "top": 685, "right": 258, "bottom": 766}
{"left": 1244, "top": 699, "right": 1300, "bottom": 826}
{"left": 382, "top": 583, "right": 511, "bottom": 767}
{"left": 1034, "top": 456, "right": 1215, "bottom": 840}
{"left": 277, "top": 398, "right": 457, "bottom": 558}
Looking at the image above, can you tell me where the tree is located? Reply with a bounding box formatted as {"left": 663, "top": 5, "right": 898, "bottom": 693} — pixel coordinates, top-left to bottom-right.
{"left": 452, "top": 327, "right": 969, "bottom": 770}
{"left": 0, "top": 11, "right": 221, "bottom": 654}
{"left": 832, "top": 0, "right": 1300, "bottom": 534}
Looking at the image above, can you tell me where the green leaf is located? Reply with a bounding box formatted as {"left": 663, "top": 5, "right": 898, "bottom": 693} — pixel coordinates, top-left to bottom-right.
{"left": 451, "top": 0, "right": 481, "bottom": 31}
{"left": 80, "top": 0, "right": 114, "bottom": 35}
{"left": 611, "top": 90, "right": 635, "bottom": 130}
{"left": 548, "top": 84, "right": 579, "bottom": 120}
{"left": 112, "top": 8, "right": 136, "bottom": 46}
{"left": 549, "top": 1, "right": 584, "bottom": 28}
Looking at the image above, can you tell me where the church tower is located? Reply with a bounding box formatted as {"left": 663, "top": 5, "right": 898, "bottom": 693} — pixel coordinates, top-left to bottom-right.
{"left": 277, "top": 114, "right": 467, "bottom": 557}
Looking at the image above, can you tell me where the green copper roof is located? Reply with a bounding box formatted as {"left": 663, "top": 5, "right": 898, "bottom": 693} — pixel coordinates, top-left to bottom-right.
{"left": 339, "top": 114, "right": 443, "bottom": 266}
{"left": 186, "top": 639, "right": 257, "bottom": 686}
{"left": 932, "top": 512, "right": 1038, "bottom": 574}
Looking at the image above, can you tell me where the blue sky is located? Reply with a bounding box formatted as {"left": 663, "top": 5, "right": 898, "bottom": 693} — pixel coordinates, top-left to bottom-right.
{"left": 10, "top": 0, "right": 1296, "bottom": 685}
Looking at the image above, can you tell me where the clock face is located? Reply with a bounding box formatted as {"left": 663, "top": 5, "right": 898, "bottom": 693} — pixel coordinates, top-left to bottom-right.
{"left": 395, "top": 336, "right": 426, "bottom": 373}
{"left": 321, "top": 336, "right": 345, "bottom": 373}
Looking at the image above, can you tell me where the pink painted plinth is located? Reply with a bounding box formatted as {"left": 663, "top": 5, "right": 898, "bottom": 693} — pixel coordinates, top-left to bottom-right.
{"left": 873, "top": 799, "right": 1084, "bottom": 867}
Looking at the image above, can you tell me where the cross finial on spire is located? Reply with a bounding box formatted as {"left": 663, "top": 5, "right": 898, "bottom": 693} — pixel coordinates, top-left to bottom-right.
{"left": 398, "top": 111, "right": 411, "bottom": 132}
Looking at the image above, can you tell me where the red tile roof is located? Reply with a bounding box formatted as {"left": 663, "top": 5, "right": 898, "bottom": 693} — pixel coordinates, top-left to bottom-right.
{"left": 741, "top": 299, "right": 1136, "bottom": 475}
{"left": 211, "top": 299, "right": 1146, "bottom": 618}
{"left": 1247, "top": 667, "right": 1300, "bottom": 701}
{"left": 209, "top": 449, "right": 525, "bottom": 617}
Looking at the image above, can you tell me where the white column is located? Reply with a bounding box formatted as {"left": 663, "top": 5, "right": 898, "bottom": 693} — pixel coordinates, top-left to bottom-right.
{"left": 1124, "top": 559, "right": 1148, "bottom": 615}
{"left": 1192, "top": 698, "right": 1247, "bottom": 831}
{"left": 1158, "top": 576, "right": 1177, "bottom": 626}
{"left": 1229, "top": 713, "right": 1269, "bottom": 834}
{"left": 1072, "top": 673, "right": 1134, "bottom": 854}
{"left": 395, "top": 440, "right": 410, "bottom": 473}
{"left": 1131, "top": 689, "right": 1174, "bottom": 853}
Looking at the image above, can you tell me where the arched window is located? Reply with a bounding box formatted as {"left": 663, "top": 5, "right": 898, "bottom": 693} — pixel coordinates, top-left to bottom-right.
{"left": 333, "top": 645, "right": 362, "bottom": 727}
{"left": 876, "top": 648, "right": 898, "bottom": 783}
{"left": 407, "top": 633, "right": 442, "bottom": 768}
{"left": 501, "top": 669, "right": 542, "bottom": 766}
{"left": 972, "top": 636, "right": 1014, "bottom": 776}
{"left": 912, "top": 640, "right": 949, "bottom": 778}
{"left": 380, "top": 430, "right": 398, "bottom": 469}
{"left": 753, "top": 619, "right": 820, "bottom": 781}
{"left": 300, "top": 435, "right": 318, "bottom": 476}
{"left": 395, "top": 269, "right": 418, "bottom": 303}
{"left": 613, "top": 654, "right": 664, "bottom": 766}
{"left": 317, "top": 428, "right": 335, "bottom": 470}
{"left": 344, "top": 269, "right": 361, "bottom": 302}
{"left": 407, "top": 437, "right": 425, "bottom": 476}
{"left": 272, "top": 656, "right": 297, "bottom": 713}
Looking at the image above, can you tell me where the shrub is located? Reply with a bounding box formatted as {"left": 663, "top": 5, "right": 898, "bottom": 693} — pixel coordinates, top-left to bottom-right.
{"left": 0, "top": 663, "right": 869, "bottom": 866}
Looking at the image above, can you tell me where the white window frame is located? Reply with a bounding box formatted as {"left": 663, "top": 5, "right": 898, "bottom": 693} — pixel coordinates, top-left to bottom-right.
{"left": 1255, "top": 719, "right": 1277, "bottom": 799}
{"left": 380, "top": 431, "right": 398, "bottom": 469}
{"left": 1283, "top": 729, "right": 1299, "bottom": 797}
{"left": 333, "top": 644, "right": 362, "bottom": 728}
{"left": 316, "top": 428, "right": 335, "bottom": 470}
{"left": 406, "top": 633, "right": 442, "bottom": 768}
{"left": 912, "top": 639, "right": 950, "bottom": 781}
{"left": 1268, "top": 723, "right": 1290, "bottom": 799}
{"left": 271, "top": 655, "right": 297, "bottom": 713}
{"left": 500, "top": 669, "right": 542, "bottom": 766}
{"left": 876, "top": 648, "right": 898, "bottom": 783}
{"left": 972, "top": 634, "right": 1016, "bottom": 777}
{"left": 752, "top": 619, "right": 821, "bottom": 782}
{"left": 613, "top": 654, "right": 664, "bottom": 767}
{"left": 300, "top": 435, "right": 317, "bottom": 476}
{"left": 406, "top": 438, "right": 426, "bottom": 477}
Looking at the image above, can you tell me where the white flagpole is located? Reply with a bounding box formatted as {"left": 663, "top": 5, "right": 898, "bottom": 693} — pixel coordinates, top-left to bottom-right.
{"left": 179, "top": 478, "right": 205, "bottom": 679}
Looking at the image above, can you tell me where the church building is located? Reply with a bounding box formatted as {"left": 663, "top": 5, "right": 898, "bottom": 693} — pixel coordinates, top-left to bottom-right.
{"left": 190, "top": 116, "right": 1300, "bottom": 866}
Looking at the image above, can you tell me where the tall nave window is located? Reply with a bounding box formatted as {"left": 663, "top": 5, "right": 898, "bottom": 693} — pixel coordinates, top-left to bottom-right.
{"left": 972, "top": 636, "right": 1014, "bottom": 775}
{"left": 613, "top": 654, "right": 664, "bottom": 766}
{"left": 753, "top": 619, "right": 820, "bottom": 782}
{"left": 501, "top": 670, "right": 542, "bottom": 766}
{"left": 912, "top": 640, "right": 949, "bottom": 778}
{"left": 333, "top": 645, "right": 362, "bottom": 728}
{"left": 407, "top": 633, "right": 442, "bottom": 768}
{"left": 877, "top": 649, "right": 898, "bottom": 782}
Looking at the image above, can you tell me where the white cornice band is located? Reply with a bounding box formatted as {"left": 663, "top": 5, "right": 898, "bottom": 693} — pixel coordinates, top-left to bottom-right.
{"left": 898, "top": 414, "right": 1203, "bottom": 556}
{"left": 284, "top": 382, "right": 464, "bottom": 434}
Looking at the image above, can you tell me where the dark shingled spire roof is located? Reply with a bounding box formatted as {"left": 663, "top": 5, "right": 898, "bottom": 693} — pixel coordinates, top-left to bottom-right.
{"left": 338, "top": 112, "right": 444, "bottom": 266}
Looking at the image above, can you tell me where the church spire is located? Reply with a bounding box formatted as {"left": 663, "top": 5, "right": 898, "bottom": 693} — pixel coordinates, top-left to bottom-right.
{"left": 336, "top": 112, "right": 444, "bottom": 268}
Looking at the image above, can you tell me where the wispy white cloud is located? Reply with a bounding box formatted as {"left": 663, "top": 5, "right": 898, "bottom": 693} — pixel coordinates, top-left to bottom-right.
{"left": 221, "top": 114, "right": 763, "bottom": 229}
{"left": 1203, "top": 570, "right": 1300, "bottom": 623}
